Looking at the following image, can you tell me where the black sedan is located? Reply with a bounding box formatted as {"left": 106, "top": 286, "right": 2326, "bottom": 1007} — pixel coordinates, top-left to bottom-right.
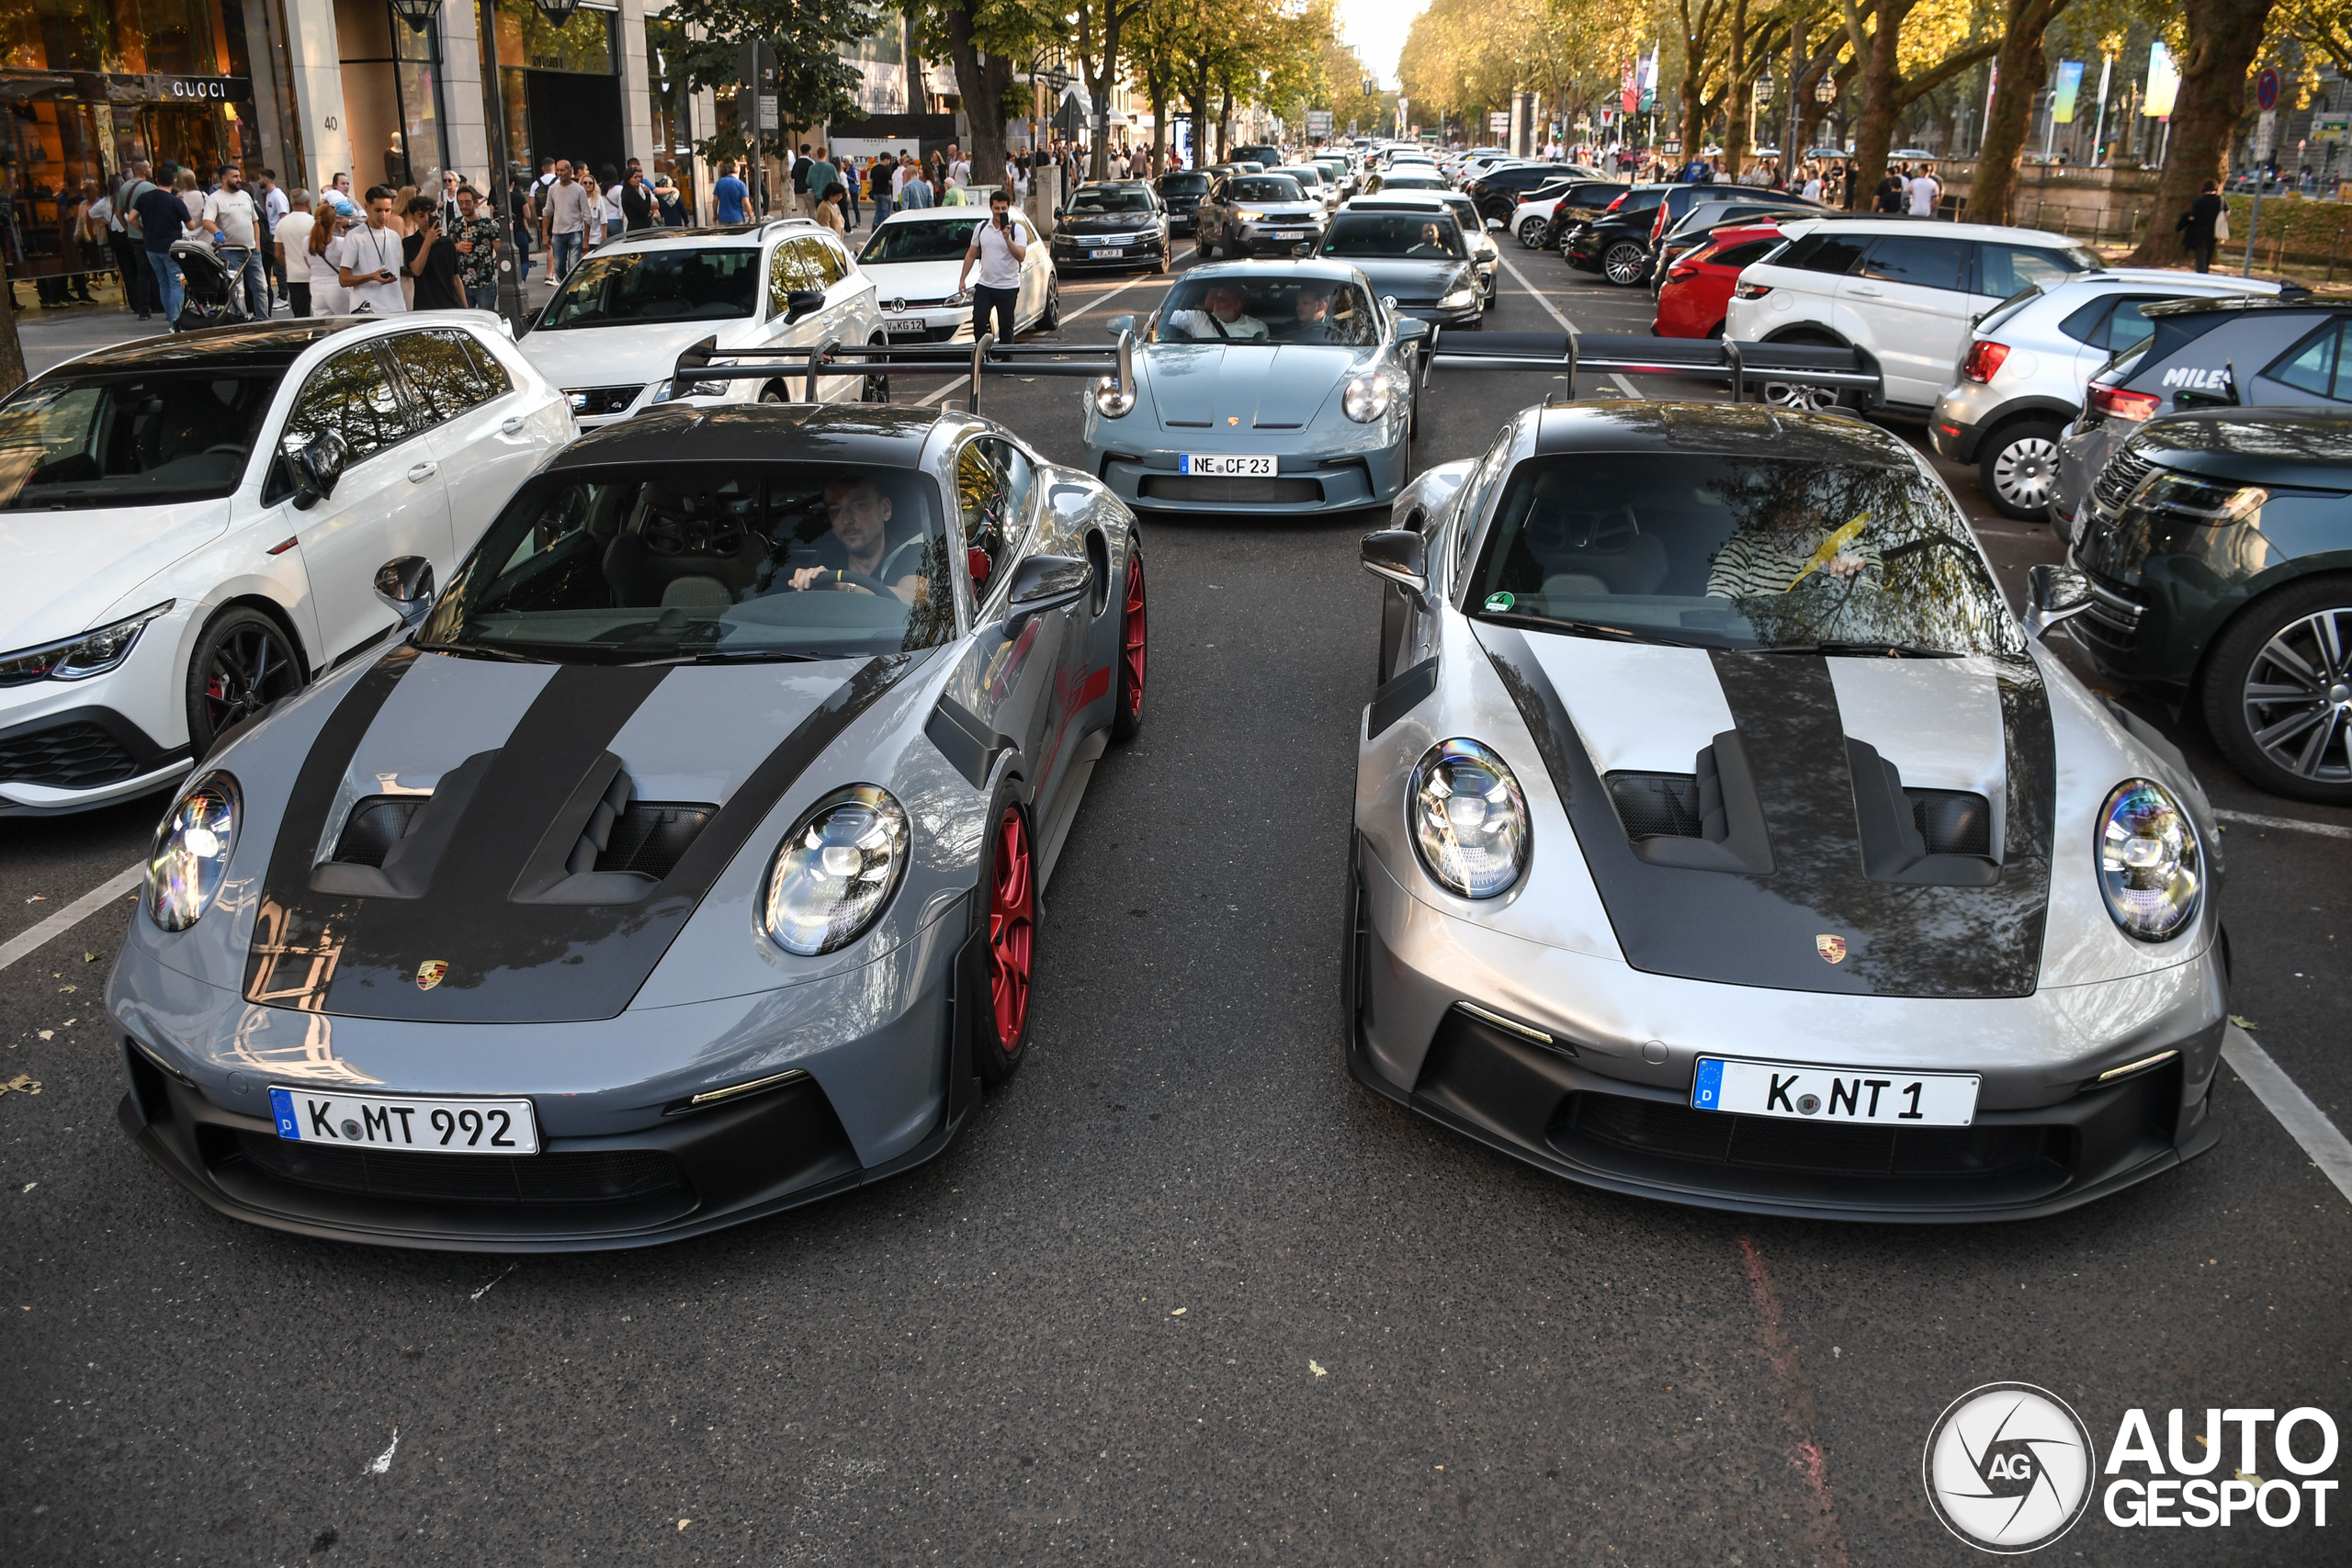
{"left": 1563, "top": 186, "right": 1674, "bottom": 285}
{"left": 1317, "top": 207, "right": 1484, "bottom": 330}
{"left": 1050, "top": 181, "right": 1169, "bottom": 275}
{"left": 2051, "top": 406, "right": 2352, "bottom": 805}
{"left": 1158, "top": 171, "right": 1210, "bottom": 234}
{"left": 1195, "top": 174, "right": 1325, "bottom": 260}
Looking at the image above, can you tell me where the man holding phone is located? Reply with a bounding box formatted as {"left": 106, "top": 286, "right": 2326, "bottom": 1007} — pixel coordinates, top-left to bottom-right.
{"left": 401, "top": 195, "right": 466, "bottom": 310}
{"left": 956, "top": 188, "right": 1027, "bottom": 344}
{"left": 335, "top": 186, "right": 409, "bottom": 314}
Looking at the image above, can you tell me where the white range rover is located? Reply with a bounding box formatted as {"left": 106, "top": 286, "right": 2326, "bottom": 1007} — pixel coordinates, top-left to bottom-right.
{"left": 517, "top": 217, "right": 884, "bottom": 427}
{"left": 1724, "top": 217, "right": 2100, "bottom": 413}
{"left": 0, "top": 315, "right": 571, "bottom": 816}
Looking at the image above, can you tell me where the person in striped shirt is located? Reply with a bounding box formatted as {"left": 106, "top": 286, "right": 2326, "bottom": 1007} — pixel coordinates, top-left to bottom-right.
{"left": 1705, "top": 513, "right": 1880, "bottom": 601}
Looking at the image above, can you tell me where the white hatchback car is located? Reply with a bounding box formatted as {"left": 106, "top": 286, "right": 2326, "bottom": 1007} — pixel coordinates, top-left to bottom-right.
{"left": 518, "top": 218, "right": 882, "bottom": 428}
{"left": 856, "top": 208, "right": 1058, "bottom": 344}
{"left": 1724, "top": 218, "right": 2100, "bottom": 412}
{"left": 1928, "top": 269, "right": 2290, "bottom": 519}
{"left": 0, "top": 315, "right": 571, "bottom": 816}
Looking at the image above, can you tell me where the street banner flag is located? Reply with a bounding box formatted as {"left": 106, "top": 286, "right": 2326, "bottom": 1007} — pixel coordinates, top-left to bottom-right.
{"left": 2052, "top": 60, "right": 2084, "bottom": 123}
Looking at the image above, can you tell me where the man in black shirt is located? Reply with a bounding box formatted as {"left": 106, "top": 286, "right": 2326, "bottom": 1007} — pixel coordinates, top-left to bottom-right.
{"left": 401, "top": 196, "right": 466, "bottom": 310}
{"left": 1874, "top": 164, "right": 1907, "bottom": 213}
{"left": 129, "top": 174, "right": 189, "bottom": 323}
{"left": 2177, "top": 179, "right": 2223, "bottom": 272}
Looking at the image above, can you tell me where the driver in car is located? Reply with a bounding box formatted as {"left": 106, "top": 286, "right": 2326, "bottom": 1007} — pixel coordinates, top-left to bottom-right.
{"left": 1167, "top": 281, "right": 1269, "bottom": 341}
{"left": 789, "top": 477, "right": 929, "bottom": 604}
{"left": 1408, "top": 221, "right": 1453, "bottom": 258}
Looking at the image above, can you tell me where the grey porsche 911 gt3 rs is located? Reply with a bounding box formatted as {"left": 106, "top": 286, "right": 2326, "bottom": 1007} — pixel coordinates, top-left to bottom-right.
{"left": 1346, "top": 400, "right": 2227, "bottom": 1222}
{"left": 107, "top": 402, "right": 1148, "bottom": 1250}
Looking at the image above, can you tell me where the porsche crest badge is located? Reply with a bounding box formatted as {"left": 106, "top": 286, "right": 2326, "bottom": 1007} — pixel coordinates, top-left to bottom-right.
{"left": 1815, "top": 935, "right": 1848, "bottom": 964}
{"left": 414, "top": 960, "right": 449, "bottom": 991}
{"left": 1227, "top": 415, "right": 1240, "bottom": 425}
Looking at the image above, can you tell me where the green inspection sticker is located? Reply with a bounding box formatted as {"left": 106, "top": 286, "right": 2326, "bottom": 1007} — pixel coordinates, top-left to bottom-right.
{"left": 1484, "top": 592, "right": 1515, "bottom": 612}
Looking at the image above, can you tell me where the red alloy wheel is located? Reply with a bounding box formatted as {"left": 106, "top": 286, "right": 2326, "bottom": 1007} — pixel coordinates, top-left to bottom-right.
{"left": 1122, "top": 556, "right": 1147, "bottom": 716}
{"left": 988, "top": 806, "right": 1034, "bottom": 1044}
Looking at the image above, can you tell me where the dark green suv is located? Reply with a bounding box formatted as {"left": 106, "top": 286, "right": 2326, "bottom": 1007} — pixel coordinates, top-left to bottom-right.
{"left": 2060, "top": 407, "right": 2352, "bottom": 803}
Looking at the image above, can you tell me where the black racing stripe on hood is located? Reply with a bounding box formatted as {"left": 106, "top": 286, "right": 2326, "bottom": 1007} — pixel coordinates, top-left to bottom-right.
{"left": 244, "top": 652, "right": 923, "bottom": 1023}
{"left": 1476, "top": 626, "right": 2053, "bottom": 998}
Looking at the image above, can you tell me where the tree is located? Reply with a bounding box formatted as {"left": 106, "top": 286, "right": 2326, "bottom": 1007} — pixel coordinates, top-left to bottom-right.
{"left": 1838, "top": 0, "right": 2000, "bottom": 197}
{"left": 914, "top": 0, "right": 1057, "bottom": 192}
{"left": 2123, "top": 0, "right": 2283, "bottom": 263}
{"left": 663, "top": 0, "right": 882, "bottom": 162}
{"left": 1969, "top": 0, "right": 2075, "bottom": 224}
{"left": 1068, "top": 0, "right": 1154, "bottom": 177}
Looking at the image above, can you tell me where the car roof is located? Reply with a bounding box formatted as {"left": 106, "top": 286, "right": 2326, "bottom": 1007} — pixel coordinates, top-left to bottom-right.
{"left": 62, "top": 317, "right": 370, "bottom": 374}
{"left": 1348, "top": 194, "right": 1463, "bottom": 211}
{"left": 1774, "top": 215, "right": 2078, "bottom": 243}
{"left": 1530, "top": 400, "right": 1916, "bottom": 462}
{"left": 596, "top": 219, "right": 819, "bottom": 249}
{"left": 2141, "top": 293, "right": 2348, "bottom": 320}
{"left": 548, "top": 402, "right": 948, "bottom": 469}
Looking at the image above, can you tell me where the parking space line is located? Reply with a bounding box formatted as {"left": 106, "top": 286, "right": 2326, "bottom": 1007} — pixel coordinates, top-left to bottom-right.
{"left": 1495, "top": 254, "right": 1643, "bottom": 399}
{"left": 2222, "top": 1024, "right": 2352, "bottom": 1206}
{"left": 0, "top": 863, "right": 141, "bottom": 974}
{"left": 2215, "top": 807, "right": 2352, "bottom": 842}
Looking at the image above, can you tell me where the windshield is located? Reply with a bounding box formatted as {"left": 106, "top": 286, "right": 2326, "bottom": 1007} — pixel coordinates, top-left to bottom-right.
{"left": 419, "top": 464, "right": 957, "bottom": 663}
{"left": 1322, "top": 211, "right": 1465, "bottom": 260}
{"left": 1224, "top": 176, "right": 1304, "bottom": 202}
{"left": 1468, "top": 453, "right": 2022, "bottom": 656}
{"left": 1160, "top": 175, "right": 1209, "bottom": 197}
{"left": 537, "top": 248, "right": 761, "bottom": 329}
{"left": 0, "top": 370, "right": 277, "bottom": 509}
{"left": 860, "top": 217, "right": 980, "bottom": 263}
{"left": 1149, "top": 275, "right": 1380, "bottom": 346}
{"left": 1065, "top": 186, "right": 1154, "bottom": 215}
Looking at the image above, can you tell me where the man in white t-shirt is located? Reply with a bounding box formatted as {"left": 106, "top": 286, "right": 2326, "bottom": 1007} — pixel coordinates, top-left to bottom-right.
{"left": 1908, "top": 165, "right": 1941, "bottom": 218}
{"left": 273, "top": 191, "right": 316, "bottom": 316}
{"left": 956, "top": 187, "right": 1028, "bottom": 343}
{"left": 200, "top": 164, "right": 269, "bottom": 318}
{"left": 334, "top": 186, "right": 410, "bottom": 314}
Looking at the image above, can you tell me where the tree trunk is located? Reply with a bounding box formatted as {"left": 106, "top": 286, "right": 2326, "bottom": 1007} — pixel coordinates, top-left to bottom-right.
{"left": 1724, "top": 0, "right": 1750, "bottom": 176}
{"left": 1150, "top": 66, "right": 1170, "bottom": 172}
{"left": 0, "top": 258, "right": 24, "bottom": 398}
{"left": 943, "top": 3, "right": 1012, "bottom": 195}
{"left": 1847, "top": 0, "right": 1914, "bottom": 199}
{"left": 1970, "top": 5, "right": 2055, "bottom": 226}
{"left": 2124, "top": 0, "right": 2279, "bottom": 265}
{"left": 1216, "top": 83, "right": 1231, "bottom": 161}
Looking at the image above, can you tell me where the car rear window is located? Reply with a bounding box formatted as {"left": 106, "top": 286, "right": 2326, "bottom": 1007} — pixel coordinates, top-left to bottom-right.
{"left": 1705, "top": 239, "right": 1778, "bottom": 269}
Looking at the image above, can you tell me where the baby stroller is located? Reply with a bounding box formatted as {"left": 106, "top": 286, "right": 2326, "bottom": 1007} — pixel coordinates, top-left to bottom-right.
{"left": 170, "top": 239, "right": 254, "bottom": 332}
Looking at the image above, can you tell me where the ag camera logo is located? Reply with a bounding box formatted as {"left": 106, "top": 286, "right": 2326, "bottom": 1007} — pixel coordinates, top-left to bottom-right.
{"left": 1923, "top": 1382, "right": 2097, "bottom": 1552}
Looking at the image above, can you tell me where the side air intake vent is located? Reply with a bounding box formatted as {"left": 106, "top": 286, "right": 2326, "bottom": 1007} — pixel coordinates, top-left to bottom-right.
{"left": 332, "top": 796, "right": 424, "bottom": 866}
{"left": 1606, "top": 773, "right": 1702, "bottom": 840}
{"left": 1910, "top": 789, "right": 1992, "bottom": 858}
{"left": 594, "top": 804, "right": 716, "bottom": 880}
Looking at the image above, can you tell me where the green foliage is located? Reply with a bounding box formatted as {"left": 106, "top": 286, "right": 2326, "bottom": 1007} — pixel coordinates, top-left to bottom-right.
{"left": 665, "top": 0, "right": 888, "bottom": 157}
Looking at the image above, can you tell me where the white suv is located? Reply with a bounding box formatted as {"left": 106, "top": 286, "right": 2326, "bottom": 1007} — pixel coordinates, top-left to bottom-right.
{"left": 518, "top": 218, "right": 882, "bottom": 428}
{"left": 1724, "top": 218, "right": 2101, "bottom": 412}
{"left": 1929, "top": 269, "right": 2290, "bottom": 518}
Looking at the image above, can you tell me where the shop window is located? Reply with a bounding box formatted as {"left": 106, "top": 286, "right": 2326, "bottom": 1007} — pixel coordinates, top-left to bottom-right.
{"left": 335, "top": 0, "right": 447, "bottom": 192}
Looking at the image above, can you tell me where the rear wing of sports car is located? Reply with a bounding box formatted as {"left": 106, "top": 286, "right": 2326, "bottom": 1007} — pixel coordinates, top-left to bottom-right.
{"left": 667, "top": 331, "right": 1133, "bottom": 418}
{"left": 1424, "top": 332, "right": 1874, "bottom": 403}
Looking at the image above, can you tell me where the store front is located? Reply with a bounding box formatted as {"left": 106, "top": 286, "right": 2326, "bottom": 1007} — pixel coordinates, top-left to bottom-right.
{"left": 0, "top": 0, "right": 262, "bottom": 277}
{"left": 495, "top": 0, "right": 623, "bottom": 183}
{"left": 334, "top": 0, "right": 447, "bottom": 192}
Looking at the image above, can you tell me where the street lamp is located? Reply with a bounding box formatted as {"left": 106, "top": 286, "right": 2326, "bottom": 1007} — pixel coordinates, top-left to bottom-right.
{"left": 389, "top": 0, "right": 439, "bottom": 32}
{"left": 1814, "top": 75, "right": 1838, "bottom": 105}
{"left": 1754, "top": 72, "right": 1775, "bottom": 103}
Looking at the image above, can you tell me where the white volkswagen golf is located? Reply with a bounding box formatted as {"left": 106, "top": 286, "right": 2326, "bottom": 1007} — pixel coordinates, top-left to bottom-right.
{"left": 0, "top": 315, "right": 571, "bottom": 817}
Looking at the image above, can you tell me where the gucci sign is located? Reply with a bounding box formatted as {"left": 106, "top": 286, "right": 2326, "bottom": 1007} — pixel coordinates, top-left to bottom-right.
{"left": 163, "top": 76, "right": 244, "bottom": 101}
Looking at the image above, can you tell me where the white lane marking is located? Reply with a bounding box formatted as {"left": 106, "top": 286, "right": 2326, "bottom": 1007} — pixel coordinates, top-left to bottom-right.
{"left": 366, "top": 1427, "right": 399, "bottom": 1475}
{"left": 1495, "top": 254, "right": 1643, "bottom": 399}
{"left": 2215, "top": 807, "right": 2352, "bottom": 842}
{"left": 916, "top": 376, "right": 968, "bottom": 408}
{"left": 2222, "top": 1024, "right": 2352, "bottom": 1207}
{"left": 0, "top": 863, "right": 142, "bottom": 974}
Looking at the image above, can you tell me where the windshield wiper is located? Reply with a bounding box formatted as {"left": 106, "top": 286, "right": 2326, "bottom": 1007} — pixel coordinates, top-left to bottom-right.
{"left": 1750, "top": 641, "right": 1963, "bottom": 659}
{"left": 1475, "top": 609, "right": 1715, "bottom": 648}
{"left": 413, "top": 640, "right": 536, "bottom": 662}
{"left": 643, "top": 649, "right": 829, "bottom": 666}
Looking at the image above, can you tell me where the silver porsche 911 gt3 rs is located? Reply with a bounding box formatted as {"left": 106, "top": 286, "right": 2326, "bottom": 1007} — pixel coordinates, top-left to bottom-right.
{"left": 1345, "top": 400, "right": 2226, "bottom": 1222}
{"left": 107, "top": 402, "right": 1148, "bottom": 1250}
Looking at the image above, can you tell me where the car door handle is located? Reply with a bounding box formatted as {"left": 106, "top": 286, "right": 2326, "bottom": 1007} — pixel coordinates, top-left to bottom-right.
{"left": 500, "top": 415, "right": 526, "bottom": 434}
{"left": 406, "top": 461, "right": 438, "bottom": 482}
{"left": 1849, "top": 287, "right": 1884, "bottom": 297}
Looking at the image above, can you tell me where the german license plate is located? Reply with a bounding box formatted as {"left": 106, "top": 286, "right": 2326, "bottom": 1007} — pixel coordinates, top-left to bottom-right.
{"left": 1090, "top": 247, "right": 1123, "bottom": 258}
{"left": 269, "top": 1086, "right": 542, "bottom": 1154}
{"left": 1690, "top": 1057, "right": 1978, "bottom": 1127}
{"left": 1275, "top": 230, "right": 1309, "bottom": 239}
{"left": 1180, "top": 454, "right": 1276, "bottom": 477}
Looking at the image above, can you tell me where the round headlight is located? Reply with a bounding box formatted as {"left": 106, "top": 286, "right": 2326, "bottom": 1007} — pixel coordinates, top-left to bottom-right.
{"left": 761, "top": 784, "right": 910, "bottom": 955}
{"left": 2097, "top": 779, "right": 2202, "bottom": 942}
{"left": 1342, "top": 371, "right": 1394, "bottom": 423}
{"left": 1092, "top": 376, "right": 1135, "bottom": 417}
{"left": 1408, "top": 739, "right": 1529, "bottom": 898}
{"left": 146, "top": 772, "right": 240, "bottom": 931}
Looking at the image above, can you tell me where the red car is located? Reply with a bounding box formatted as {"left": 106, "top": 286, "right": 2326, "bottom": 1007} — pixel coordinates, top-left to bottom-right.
{"left": 1652, "top": 222, "right": 1790, "bottom": 339}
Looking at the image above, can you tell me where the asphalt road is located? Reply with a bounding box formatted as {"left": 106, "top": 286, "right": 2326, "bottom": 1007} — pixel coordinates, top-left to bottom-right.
{"left": 4, "top": 233, "right": 2349, "bottom": 1567}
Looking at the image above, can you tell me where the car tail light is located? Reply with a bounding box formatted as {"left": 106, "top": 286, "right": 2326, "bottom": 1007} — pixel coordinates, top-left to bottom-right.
{"left": 1604, "top": 192, "right": 1627, "bottom": 211}
{"left": 1667, "top": 264, "right": 1700, "bottom": 282}
{"left": 1960, "top": 341, "right": 2011, "bottom": 383}
{"left": 1734, "top": 282, "right": 1771, "bottom": 299}
{"left": 2091, "top": 386, "right": 2163, "bottom": 423}
{"left": 1650, "top": 205, "right": 1668, "bottom": 242}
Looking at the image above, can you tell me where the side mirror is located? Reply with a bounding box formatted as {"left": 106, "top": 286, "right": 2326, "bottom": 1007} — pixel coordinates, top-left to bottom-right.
{"left": 287, "top": 430, "right": 348, "bottom": 511}
{"left": 1362, "top": 529, "right": 1429, "bottom": 605}
{"left": 783, "top": 288, "right": 826, "bottom": 324}
{"left": 1395, "top": 317, "right": 1431, "bottom": 344}
{"left": 1003, "top": 553, "right": 1093, "bottom": 622}
{"left": 2023, "top": 562, "right": 2092, "bottom": 639}
{"left": 1054, "top": 205, "right": 1066, "bottom": 220}
{"left": 1105, "top": 312, "right": 1136, "bottom": 334}
{"left": 373, "top": 555, "right": 436, "bottom": 627}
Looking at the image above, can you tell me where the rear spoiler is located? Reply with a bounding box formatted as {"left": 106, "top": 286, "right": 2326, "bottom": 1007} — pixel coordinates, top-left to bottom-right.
{"left": 1424, "top": 331, "right": 1872, "bottom": 403}
{"left": 667, "top": 330, "right": 1134, "bottom": 418}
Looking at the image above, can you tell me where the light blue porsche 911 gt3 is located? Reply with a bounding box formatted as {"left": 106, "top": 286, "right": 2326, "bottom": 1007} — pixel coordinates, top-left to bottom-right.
{"left": 1080, "top": 260, "right": 1427, "bottom": 517}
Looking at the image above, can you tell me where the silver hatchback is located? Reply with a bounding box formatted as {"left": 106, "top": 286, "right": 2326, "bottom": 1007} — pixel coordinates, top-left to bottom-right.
{"left": 1929, "top": 269, "right": 2287, "bottom": 520}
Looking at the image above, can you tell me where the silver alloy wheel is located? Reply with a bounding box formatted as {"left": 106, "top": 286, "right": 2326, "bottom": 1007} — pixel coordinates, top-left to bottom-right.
{"left": 1760, "top": 379, "right": 1840, "bottom": 412}
{"left": 1517, "top": 216, "right": 1547, "bottom": 248}
{"left": 1602, "top": 242, "right": 1648, "bottom": 286}
{"left": 1991, "top": 434, "right": 2059, "bottom": 510}
{"left": 2243, "top": 607, "right": 2352, "bottom": 785}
